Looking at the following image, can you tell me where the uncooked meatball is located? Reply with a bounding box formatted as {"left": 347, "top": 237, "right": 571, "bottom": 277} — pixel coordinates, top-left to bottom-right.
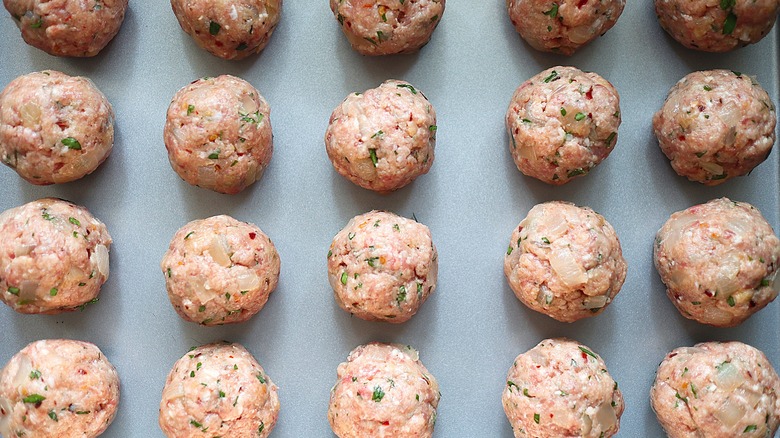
{"left": 504, "top": 201, "right": 626, "bottom": 322}
{"left": 0, "top": 339, "right": 120, "bottom": 438}
{"left": 0, "top": 71, "right": 114, "bottom": 185}
{"left": 159, "top": 343, "right": 279, "bottom": 438}
{"left": 507, "top": 0, "right": 625, "bottom": 55}
{"left": 3, "top": 0, "right": 128, "bottom": 57}
{"left": 327, "top": 211, "right": 437, "bottom": 323}
{"left": 171, "top": 0, "right": 282, "bottom": 60}
{"left": 653, "top": 70, "right": 776, "bottom": 185}
{"left": 655, "top": 0, "right": 779, "bottom": 52}
{"left": 331, "top": 0, "right": 445, "bottom": 55}
{"left": 328, "top": 343, "right": 440, "bottom": 438}
{"left": 654, "top": 198, "right": 780, "bottom": 327}
{"left": 651, "top": 341, "right": 780, "bottom": 438}
{"left": 325, "top": 80, "right": 436, "bottom": 193}
{"left": 0, "top": 198, "right": 111, "bottom": 314}
{"left": 506, "top": 66, "right": 621, "bottom": 185}
{"left": 503, "top": 338, "right": 624, "bottom": 438}
{"left": 164, "top": 75, "right": 273, "bottom": 194}
{"left": 161, "top": 215, "right": 280, "bottom": 326}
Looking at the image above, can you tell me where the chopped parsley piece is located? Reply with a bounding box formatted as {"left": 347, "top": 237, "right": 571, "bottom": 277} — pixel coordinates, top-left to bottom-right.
{"left": 397, "top": 84, "right": 417, "bottom": 94}
{"left": 218, "top": 390, "right": 225, "bottom": 398}
{"left": 396, "top": 286, "right": 407, "bottom": 303}
{"left": 49, "top": 288, "right": 57, "bottom": 296}
{"left": 543, "top": 3, "right": 559, "bottom": 18}
{"left": 62, "top": 137, "right": 82, "bottom": 150}
{"left": 371, "top": 130, "right": 384, "bottom": 139}
{"left": 743, "top": 425, "right": 758, "bottom": 433}
{"left": 240, "top": 110, "right": 263, "bottom": 125}
{"left": 366, "top": 257, "right": 379, "bottom": 267}
{"left": 567, "top": 168, "right": 587, "bottom": 178}
{"left": 236, "top": 42, "right": 248, "bottom": 51}
{"left": 574, "top": 112, "right": 586, "bottom": 121}
{"left": 22, "top": 394, "right": 45, "bottom": 404}
{"left": 507, "top": 245, "right": 513, "bottom": 255}
{"left": 372, "top": 386, "right": 385, "bottom": 402}
{"left": 760, "top": 278, "right": 771, "bottom": 287}
{"left": 579, "top": 346, "right": 598, "bottom": 359}
{"left": 208, "top": 149, "right": 220, "bottom": 159}
{"left": 209, "top": 21, "right": 221, "bottom": 35}
{"left": 187, "top": 105, "right": 195, "bottom": 115}
{"left": 429, "top": 125, "right": 437, "bottom": 132}
{"left": 543, "top": 70, "right": 559, "bottom": 83}
{"left": 258, "top": 422, "right": 265, "bottom": 433}
{"left": 534, "top": 413, "right": 540, "bottom": 424}
{"left": 185, "top": 231, "right": 195, "bottom": 240}
{"left": 560, "top": 108, "right": 567, "bottom": 116}
{"left": 541, "top": 237, "right": 550, "bottom": 244}
{"left": 68, "top": 217, "right": 81, "bottom": 226}
{"left": 29, "top": 370, "right": 41, "bottom": 380}
{"left": 507, "top": 381, "right": 519, "bottom": 390}
{"left": 727, "top": 295, "right": 736, "bottom": 307}
{"left": 722, "top": 12, "right": 737, "bottom": 35}
{"left": 695, "top": 151, "right": 706, "bottom": 158}
{"left": 703, "top": 85, "right": 712, "bottom": 91}
{"left": 257, "top": 373, "right": 267, "bottom": 384}
{"left": 48, "top": 410, "right": 57, "bottom": 422}
{"left": 78, "top": 297, "right": 98, "bottom": 311}
{"left": 369, "top": 148, "right": 378, "bottom": 166}
{"left": 341, "top": 272, "right": 348, "bottom": 285}
{"left": 523, "top": 388, "right": 534, "bottom": 398}
{"left": 720, "top": 0, "right": 736, "bottom": 9}
{"left": 8, "top": 286, "right": 20, "bottom": 296}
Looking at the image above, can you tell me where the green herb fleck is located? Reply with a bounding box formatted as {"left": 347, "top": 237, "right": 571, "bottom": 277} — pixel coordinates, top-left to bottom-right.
{"left": 48, "top": 411, "right": 57, "bottom": 422}
{"left": 534, "top": 413, "right": 540, "bottom": 424}
{"left": 541, "top": 237, "right": 550, "bottom": 244}
{"left": 49, "top": 288, "right": 57, "bottom": 297}
{"left": 543, "top": 3, "right": 559, "bottom": 18}
{"left": 523, "top": 388, "right": 534, "bottom": 398}
{"left": 187, "top": 105, "right": 195, "bottom": 115}
{"left": 567, "top": 168, "right": 587, "bottom": 178}
{"left": 208, "top": 149, "right": 220, "bottom": 160}
{"left": 579, "top": 346, "right": 598, "bottom": 359}
{"left": 372, "top": 386, "right": 385, "bottom": 402}
{"left": 62, "top": 137, "right": 82, "bottom": 150}
{"left": 744, "top": 425, "right": 758, "bottom": 433}
{"left": 29, "top": 370, "right": 41, "bottom": 380}
{"left": 760, "top": 278, "right": 771, "bottom": 287}
{"left": 22, "top": 394, "right": 45, "bottom": 404}
{"left": 209, "top": 21, "right": 221, "bottom": 35}
{"left": 257, "top": 373, "right": 266, "bottom": 384}
{"left": 727, "top": 295, "right": 736, "bottom": 307}
{"left": 258, "top": 422, "right": 265, "bottom": 433}
{"left": 8, "top": 286, "right": 20, "bottom": 296}
{"left": 574, "top": 112, "right": 586, "bottom": 121}
{"left": 369, "top": 148, "right": 378, "bottom": 166}
{"left": 703, "top": 85, "right": 712, "bottom": 91}
{"left": 68, "top": 217, "right": 80, "bottom": 226}
{"left": 723, "top": 12, "right": 737, "bottom": 35}
{"left": 397, "top": 84, "right": 418, "bottom": 94}
{"left": 185, "top": 231, "right": 195, "bottom": 240}
{"left": 371, "top": 130, "right": 384, "bottom": 139}
{"left": 543, "top": 70, "right": 559, "bottom": 83}
{"left": 78, "top": 297, "right": 98, "bottom": 311}
{"left": 341, "top": 272, "right": 348, "bottom": 285}
{"left": 507, "top": 245, "right": 514, "bottom": 255}
{"left": 396, "top": 286, "right": 407, "bottom": 304}
{"left": 218, "top": 390, "right": 225, "bottom": 398}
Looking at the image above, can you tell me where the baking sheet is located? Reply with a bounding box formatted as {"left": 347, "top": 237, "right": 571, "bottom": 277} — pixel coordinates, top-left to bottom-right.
{"left": 0, "top": 2, "right": 778, "bottom": 437}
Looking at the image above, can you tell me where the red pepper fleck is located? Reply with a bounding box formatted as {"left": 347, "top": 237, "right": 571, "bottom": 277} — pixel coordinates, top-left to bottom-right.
{"left": 249, "top": 232, "right": 256, "bottom": 240}
{"left": 585, "top": 88, "right": 593, "bottom": 100}
{"left": 577, "top": 0, "right": 588, "bottom": 7}
{"left": 678, "top": 135, "right": 686, "bottom": 141}
{"left": 581, "top": 352, "right": 588, "bottom": 361}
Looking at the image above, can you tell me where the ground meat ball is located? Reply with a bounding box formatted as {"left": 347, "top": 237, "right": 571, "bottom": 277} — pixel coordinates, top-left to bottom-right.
{"left": 506, "top": 66, "right": 620, "bottom": 185}
{"left": 653, "top": 70, "right": 776, "bottom": 185}
{"left": 503, "top": 338, "right": 624, "bottom": 438}
{"left": 3, "top": 0, "right": 127, "bottom": 57}
{"left": 328, "top": 343, "right": 440, "bottom": 438}
{"left": 330, "top": 0, "right": 445, "bottom": 55}
{"left": 164, "top": 75, "right": 273, "bottom": 194}
{"left": 655, "top": 0, "right": 779, "bottom": 52}
{"left": 0, "top": 339, "right": 120, "bottom": 438}
{"left": 325, "top": 80, "right": 436, "bottom": 193}
{"left": 160, "top": 215, "right": 280, "bottom": 326}
{"left": 0, "top": 71, "right": 114, "bottom": 185}
{"left": 654, "top": 198, "right": 780, "bottom": 327}
{"left": 327, "top": 211, "right": 437, "bottom": 323}
{"left": 504, "top": 201, "right": 626, "bottom": 322}
{"left": 0, "top": 198, "right": 111, "bottom": 314}
{"left": 159, "top": 343, "right": 279, "bottom": 438}
{"left": 171, "top": 0, "right": 281, "bottom": 60}
{"left": 651, "top": 342, "right": 780, "bottom": 438}
{"left": 507, "top": 0, "right": 625, "bottom": 55}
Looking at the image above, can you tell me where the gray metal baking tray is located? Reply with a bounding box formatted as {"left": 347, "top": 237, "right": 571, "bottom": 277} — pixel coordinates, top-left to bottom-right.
{"left": 0, "top": 1, "right": 778, "bottom": 436}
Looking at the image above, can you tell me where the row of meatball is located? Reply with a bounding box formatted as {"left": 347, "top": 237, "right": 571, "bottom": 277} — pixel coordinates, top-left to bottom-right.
{"left": 4, "top": 0, "right": 779, "bottom": 60}
{"left": 1, "top": 196, "right": 777, "bottom": 329}
{"left": 1, "top": 337, "right": 778, "bottom": 438}
{"left": 0, "top": 65, "right": 776, "bottom": 193}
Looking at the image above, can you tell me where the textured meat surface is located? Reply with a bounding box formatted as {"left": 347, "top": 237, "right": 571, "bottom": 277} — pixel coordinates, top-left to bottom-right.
{"left": 330, "top": 0, "right": 445, "bottom": 55}
{"left": 506, "top": 0, "right": 625, "bottom": 55}
{"left": 653, "top": 69, "right": 776, "bottom": 185}
{"left": 325, "top": 80, "right": 436, "bottom": 192}
{"left": 651, "top": 342, "right": 780, "bottom": 438}
{"left": 164, "top": 75, "right": 273, "bottom": 194}
{"left": 159, "top": 343, "right": 279, "bottom": 438}
{"left": 171, "top": 0, "right": 281, "bottom": 60}
{"left": 0, "top": 198, "right": 111, "bottom": 314}
{"left": 655, "top": 0, "right": 779, "bottom": 52}
{"left": 0, "top": 339, "right": 120, "bottom": 438}
{"left": 504, "top": 201, "right": 626, "bottom": 322}
{"left": 0, "top": 70, "right": 114, "bottom": 185}
{"left": 506, "top": 66, "right": 621, "bottom": 185}
{"left": 3, "top": 0, "right": 128, "bottom": 57}
{"left": 328, "top": 343, "right": 440, "bottom": 438}
{"left": 654, "top": 198, "right": 780, "bottom": 327}
{"left": 161, "top": 215, "right": 280, "bottom": 326}
{"left": 328, "top": 210, "right": 437, "bottom": 323}
{"left": 502, "top": 338, "right": 624, "bottom": 438}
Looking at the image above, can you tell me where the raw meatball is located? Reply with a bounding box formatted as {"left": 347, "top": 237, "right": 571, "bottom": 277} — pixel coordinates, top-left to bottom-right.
{"left": 328, "top": 343, "right": 440, "bottom": 438}
{"left": 325, "top": 80, "right": 436, "bottom": 193}
{"left": 0, "top": 198, "right": 111, "bottom": 314}
{"left": 0, "top": 71, "right": 114, "bottom": 185}
{"left": 161, "top": 215, "right": 280, "bottom": 326}
{"left": 159, "top": 343, "right": 279, "bottom": 438}
{"left": 507, "top": 0, "right": 625, "bottom": 55}
{"left": 164, "top": 75, "right": 273, "bottom": 194}
{"left": 654, "top": 198, "right": 780, "bottom": 327}
{"left": 651, "top": 341, "right": 780, "bottom": 438}
{"left": 327, "top": 211, "right": 437, "bottom": 323}
{"left": 330, "top": 0, "right": 445, "bottom": 55}
{"left": 653, "top": 70, "right": 776, "bottom": 185}
{"left": 171, "top": 0, "right": 282, "bottom": 60}
{"left": 504, "top": 201, "right": 626, "bottom": 322}
{"left": 506, "top": 66, "right": 621, "bottom": 185}
{"left": 3, "top": 0, "right": 128, "bottom": 57}
{"left": 0, "top": 339, "right": 120, "bottom": 438}
{"left": 655, "top": 0, "right": 779, "bottom": 52}
{"left": 503, "top": 338, "right": 624, "bottom": 438}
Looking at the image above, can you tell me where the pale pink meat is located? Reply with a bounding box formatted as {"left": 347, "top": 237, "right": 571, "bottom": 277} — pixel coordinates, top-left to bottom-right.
{"left": 327, "top": 211, "right": 437, "bottom": 323}
{"left": 506, "top": 66, "right": 621, "bottom": 185}
{"left": 0, "top": 339, "right": 120, "bottom": 438}
{"left": 328, "top": 343, "right": 440, "bottom": 438}
{"left": 0, "top": 198, "right": 111, "bottom": 314}
{"left": 159, "top": 343, "right": 279, "bottom": 438}
{"left": 0, "top": 71, "right": 114, "bottom": 185}
{"left": 654, "top": 198, "right": 780, "bottom": 327}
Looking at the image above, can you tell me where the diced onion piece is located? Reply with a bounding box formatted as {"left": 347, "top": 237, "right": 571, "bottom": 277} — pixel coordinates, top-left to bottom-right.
{"left": 737, "top": 388, "right": 762, "bottom": 409}
{"left": 10, "top": 355, "right": 32, "bottom": 389}
{"left": 579, "top": 413, "right": 593, "bottom": 434}
{"left": 0, "top": 396, "right": 13, "bottom": 437}
{"left": 719, "top": 102, "right": 741, "bottom": 128}
{"left": 715, "top": 256, "right": 740, "bottom": 295}
{"left": 527, "top": 349, "right": 549, "bottom": 367}
{"left": 594, "top": 402, "right": 618, "bottom": 432}
{"left": 659, "top": 213, "right": 699, "bottom": 251}
{"left": 536, "top": 285, "right": 553, "bottom": 305}
{"left": 236, "top": 272, "right": 260, "bottom": 291}
{"left": 398, "top": 344, "right": 419, "bottom": 361}
{"left": 701, "top": 306, "right": 733, "bottom": 326}
{"left": 94, "top": 244, "right": 110, "bottom": 278}
{"left": 191, "top": 282, "right": 214, "bottom": 304}
{"left": 13, "top": 244, "right": 35, "bottom": 257}
{"left": 541, "top": 212, "right": 568, "bottom": 239}
{"left": 714, "top": 398, "right": 745, "bottom": 427}
{"left": 353, "top": 157, "right": 377, "bottom": 181}
{"left": 197, "top": 166, "right": 217, "bottom": 187}
{"left": 701, "top": 161, "right": 724, "bottom": 176}
{"left": 550, "top": 248, "right": 587, "bottom": 287}
{"left": 19, "top": 280, "right": 38, "bottom": 300}
{"left": 716, "top": 362, "right": 743, "bottom": 392}
{"left": 517, "top": 142, "right": 537, "bottom": 162}
{"left": 569, "top": 25, "right": 594, "bottom": 44}
{"left": 239, "top": 94, "right": 258, "bottom": 116}
{"left": 19, "top": 102, "right": 41, "bottom": 127}
{"left": 583, "top": 295, "right": 608, "bottom": 309}
{"left": 208, "top": 236, "right": 232, "bottom": 268}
